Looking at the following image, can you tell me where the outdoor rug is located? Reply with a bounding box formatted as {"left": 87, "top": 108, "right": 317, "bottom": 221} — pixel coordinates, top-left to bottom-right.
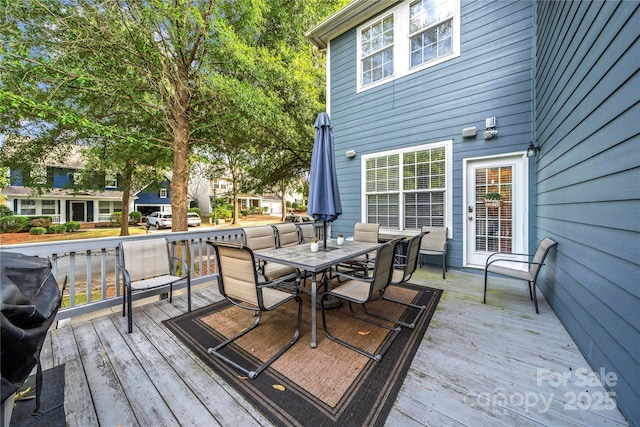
{"left": 9, "top": 364, "right": 66, "bottom": 427}
{"left": 164, "top": 283, "right": 441, "bottom": 427}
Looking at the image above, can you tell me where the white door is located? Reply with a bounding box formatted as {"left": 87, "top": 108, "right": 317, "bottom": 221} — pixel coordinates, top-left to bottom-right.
{"left": 464, "top": 154, "right": 528, "bottom": 268}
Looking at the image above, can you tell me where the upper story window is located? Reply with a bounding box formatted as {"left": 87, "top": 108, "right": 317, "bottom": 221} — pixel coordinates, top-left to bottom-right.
{"left": 360, "top": 14, "right": 394, "bottom": 87}
{"left": 409, "top": 0, "right": 454, "bottom": 67}
{"left": 160, "top": 188, "right": 168, "bottom": 198}
{"left": 105, "top": 173, "right": 117, "bottom": 188}
{"left": 356, "top": 0, "right": 460, "bottom": 92}
{"left": 362, "top": 141, "right": 452, "bottom": 232}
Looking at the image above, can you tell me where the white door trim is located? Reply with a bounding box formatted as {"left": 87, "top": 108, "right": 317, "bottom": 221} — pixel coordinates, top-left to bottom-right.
{"left": 463, "top": 152, "right": 529, "bottom": 269}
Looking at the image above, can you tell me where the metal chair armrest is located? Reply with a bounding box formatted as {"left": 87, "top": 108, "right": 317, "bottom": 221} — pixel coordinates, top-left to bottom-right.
{"left": 170, "top": 255, "right": 191, "bottom": 279}
{"left": 485, "top": 251, "right": 534, "bottom": 265}
{"left": 486, "top": 258, "right": 544, "bottom": 268}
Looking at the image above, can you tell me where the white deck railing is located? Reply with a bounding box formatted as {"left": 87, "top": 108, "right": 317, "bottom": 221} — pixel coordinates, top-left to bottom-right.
{"left": 0, "top": 223, "right": 323, "bottom": 321}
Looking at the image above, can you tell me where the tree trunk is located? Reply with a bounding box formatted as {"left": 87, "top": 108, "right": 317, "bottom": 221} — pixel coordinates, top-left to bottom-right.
{"left": 170, "top": 69, "right": 191, "bottom": 233}
{"left": 280, "top": 188, "right": 286, "bottom": 222}
{"left": 119, "top": 161, "right": 134, "bottom": 236}
{"left": 231, "top": 194, "right": 239, "bottom": 225}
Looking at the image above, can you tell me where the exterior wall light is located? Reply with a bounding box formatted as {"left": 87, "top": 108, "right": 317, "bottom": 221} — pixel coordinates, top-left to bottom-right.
{"left": 527, "top": 142, "right": 540, "bottom": 157}
{"left": 483, "top": 117, "right": 498, "bottom": 139}
{"left": 345, "top": 149, "right": 357, "bottom": 158}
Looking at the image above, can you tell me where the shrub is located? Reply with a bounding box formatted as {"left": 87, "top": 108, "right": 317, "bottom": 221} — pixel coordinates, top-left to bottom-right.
{"left": 0, "top": 205, "right": 13, "bottom": 217}
{"left": 128, "top": 211, "right": 142, "bottom": 224}
{"left": 188, "top": 207, "right": 202, "bottom": 216}
{"left": 110, "top": 212, "right": 122, "bottom": 227}
{"left": 240, "top": 209, "right": 251, "bottom": 217}
{"left": 64, "top": 221, "right": 81, "bottom": 231}
{"left": 29, "top": 227, "right": 47, "bottom": 235}
{"left": 0, "top": 216, "right": 30, "bottom": 233}
{"left": 48, "top": 224, "right": 67, "bottom": 234}
{"left": 29, "top": 217, "right": 52, "bottom": 229}
{"left": 211, "top": 207, "right": 232, "bottom": 220}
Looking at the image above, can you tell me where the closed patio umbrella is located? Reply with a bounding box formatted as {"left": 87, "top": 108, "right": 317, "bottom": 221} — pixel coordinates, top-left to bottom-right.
{"left": 308, "top": 112, "right": 342, "bottom": 249}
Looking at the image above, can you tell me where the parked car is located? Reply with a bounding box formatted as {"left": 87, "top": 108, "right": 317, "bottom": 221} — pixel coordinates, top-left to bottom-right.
{"left": 146, "top": 212, "right": 172, "bottom": 229}
{"left": 187, "top": 212, "right": 201, "bottom": 227}
{"left": 284, "top": 214, "right": 315, "bottom": 223}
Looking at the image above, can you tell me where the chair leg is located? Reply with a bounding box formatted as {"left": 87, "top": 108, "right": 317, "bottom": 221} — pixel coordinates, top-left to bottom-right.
{"left": 483, "top": 270, "right": 488, "bottom": 304}
{"left": 532, "top": 282, "right": 539, "bottom": 314}
{"left": 359, "top": 294, "right": 426, "bottom": 329}
{"left": 442, "top": 254, "right": 446, "bottom": 279}
{"left": 528, "top": 281, "right": 533, "bottom": 300}
{"left": 208, "top": 296, "right": 302, "bottom": 379}
{"left": 127, "top": 287, "right": 133, "bottom": 333}
{"left": 186, "top": 277, "right": 192, "bottom": 312}
{"left": 321, "top": 294, "right": 400, "bottom": 362}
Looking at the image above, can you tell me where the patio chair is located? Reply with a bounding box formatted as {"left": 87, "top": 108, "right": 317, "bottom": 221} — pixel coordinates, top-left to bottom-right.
{"left": 391, "top": 232, "right": 428, "bottom": 286}
{"left": 337, "top": 222, "right": 380, "bottom": 275}
{"left": 419, "top": 226, "right": 449, "bottom": 279}
{"left": 207, "top": 243, "right": 302, "bottom": 379}
{"left": 243, "top": 225, "right": 297, "bottom": 281}
{"left": 118, "top": 238, "right": 191, "bottom": 333}
{"left": 298, "top": 223, "right": 317, "bottom": 243}
{"left": 273, "top": 223, "right": 301, "bottom": 247}
{"left": 321, "top": 240, "right": 426, "bottom": 361}
{"left": 483, "top": 237, "right": 558, "bottom": 314}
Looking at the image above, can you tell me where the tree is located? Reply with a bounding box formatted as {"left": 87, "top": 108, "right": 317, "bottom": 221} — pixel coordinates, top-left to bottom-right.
{"left": 1, "top": 0, "right": 348, "bottom": 233}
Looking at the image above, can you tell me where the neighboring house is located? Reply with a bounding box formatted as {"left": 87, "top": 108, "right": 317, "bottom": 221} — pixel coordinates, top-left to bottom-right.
{"left": 1, "top": 149, "right": 126, "bottom": 223}
{"left": 307, "top": 0, "right": 639, "bottom": 425}
{"left": 133, "top": 176, "right": 173, "bottom": 217}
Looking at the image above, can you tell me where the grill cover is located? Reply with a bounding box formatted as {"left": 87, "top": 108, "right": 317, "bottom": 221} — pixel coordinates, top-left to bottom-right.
{"left": 1, "top": 252, "right": 62, "bottom": 403}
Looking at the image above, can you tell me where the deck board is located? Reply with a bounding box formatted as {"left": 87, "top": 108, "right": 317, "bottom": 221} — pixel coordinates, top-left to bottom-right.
{"left": 42, "top": 267, "right": 628, "bottom": 426}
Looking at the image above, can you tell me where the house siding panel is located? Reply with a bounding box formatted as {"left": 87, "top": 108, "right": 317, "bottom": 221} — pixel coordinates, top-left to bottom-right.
{"left": 535, "top": 1, "right": 640, "bottom": 425}
{"left": 329, "top": 0, "right": 536, "bottom": 269}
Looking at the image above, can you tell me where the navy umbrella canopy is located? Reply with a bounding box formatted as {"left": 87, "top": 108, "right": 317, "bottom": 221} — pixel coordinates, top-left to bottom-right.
{"left": 308, "top": 112, "right": 342, "bottom": 248}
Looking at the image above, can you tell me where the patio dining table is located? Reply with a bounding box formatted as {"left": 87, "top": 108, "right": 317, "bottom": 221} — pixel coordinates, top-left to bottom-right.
{"left": 254, "top": 240, "right": 384, "bottom": 348}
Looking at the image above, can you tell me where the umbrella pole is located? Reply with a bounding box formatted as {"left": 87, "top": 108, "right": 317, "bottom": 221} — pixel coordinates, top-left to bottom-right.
{"left": 323, "top": 221, "right": 328, "bottom": 249}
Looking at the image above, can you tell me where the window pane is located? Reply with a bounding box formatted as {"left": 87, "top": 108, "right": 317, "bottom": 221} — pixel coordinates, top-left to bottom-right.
{"left": 366, "top": 145, "right": 447, "bottom": 231}
{"left": 361, "top": 15, "right": 394, "bottom": 86}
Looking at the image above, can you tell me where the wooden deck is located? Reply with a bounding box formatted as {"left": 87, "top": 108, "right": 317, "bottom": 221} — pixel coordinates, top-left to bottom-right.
{"left": 38, "top": 267, "right": 629, "bottom": 426}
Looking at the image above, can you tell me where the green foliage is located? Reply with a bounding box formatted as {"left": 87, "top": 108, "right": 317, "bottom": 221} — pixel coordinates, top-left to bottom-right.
{"left": 29, "top": 217, "right": 52, "bottom": 228}
{"left": 188, "top": 207, "right": 202, "bottom": 216}
{"left": 48, "top": 224, "right": 67, "bottom": 234}
{"left": 1, "top": 0, "right": 349, "bottom": 228}
{"left": 128, "top": 211, "right": 142, "bottom": 224}
{"left": 484, "top": 192, "right": 502, "bottom": 200}
{"left": 110, "top": 212, "right": 122, "bottom": 227}
{"left": 64, "top": 221, "right": 81, "bottom": 231}
{"left": 29, "top": 227, "right": 47, "bottom": 235}
{"left": 0, "top": 216, "right": 29, "bottom": 233}
{"left": 211, "top": 207, "right": 232, "bottom": 220}
{"left": 0, "top": 205, "right": 13, "bottom": 217}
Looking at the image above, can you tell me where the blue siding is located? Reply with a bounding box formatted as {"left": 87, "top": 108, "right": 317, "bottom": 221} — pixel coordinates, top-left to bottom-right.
{"left": 329, "top": 0, "right": 536, "bottom": 269}
{"left": 134, "top": 179, "right": 171, "bottom": 206}
{"left": 535, "top": 1, "right": 640, "bottom": 425}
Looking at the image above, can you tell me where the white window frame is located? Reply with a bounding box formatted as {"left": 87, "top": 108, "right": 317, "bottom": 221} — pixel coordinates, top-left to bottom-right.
{"left": 99, "top": 201, "right": 111, "bottom": 214}
{"left": 361, "top": 140, "right": 453, "bottom": 235}
{"left": 41, "top": 199, "right": 57, "bottom": 215}
{"left": 20, "top": 199, "right": 36, "bottom": 215}
{"left": 105, "top": 173, "right": 117, "bottom": 189}
{"left": 358, "top": 12, "right": 395, "bottom": 89}
{"left": 356, "top": 0, "right": 460, "bottom": 93}
{"left": 160, "top": 188, "right": 168, "bottom": 198}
